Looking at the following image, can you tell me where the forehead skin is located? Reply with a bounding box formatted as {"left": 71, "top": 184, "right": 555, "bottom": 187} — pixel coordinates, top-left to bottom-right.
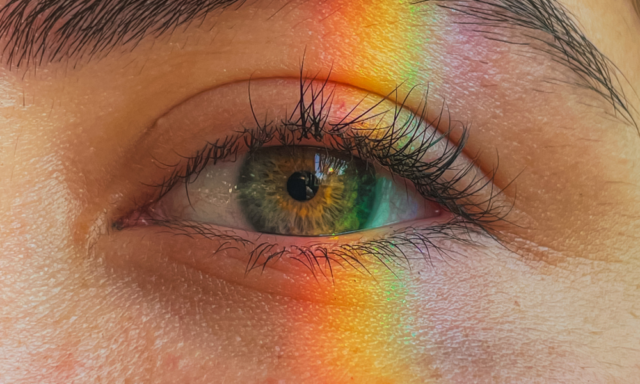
{"left": 0, "top": 0, "right": 639, "bottom": 383}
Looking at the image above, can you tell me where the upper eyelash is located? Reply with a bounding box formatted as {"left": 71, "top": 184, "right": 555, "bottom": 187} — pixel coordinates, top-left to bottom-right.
{"left": 116, "top": 74, "right": 512, "bottom": 277}
{"left": 149, "top": 217, "right": 484, "bottom": 280}
{"left": 149, "top": 74, "right": 508, "bottom": 234}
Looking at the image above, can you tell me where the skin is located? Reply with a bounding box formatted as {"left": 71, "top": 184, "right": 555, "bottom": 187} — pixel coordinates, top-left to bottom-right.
{"left": 1, "top": 0, "right": 640, "bottom": 383}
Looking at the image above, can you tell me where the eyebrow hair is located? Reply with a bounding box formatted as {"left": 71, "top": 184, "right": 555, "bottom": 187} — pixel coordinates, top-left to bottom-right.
{"left": 0, "top": 0, "right": 245, "bottom": 66}
{"left": 423, "top": 0, "right": 636, "bottom": 126}
{"left": 0, "top": 0, "right": 635, "bottom": 126}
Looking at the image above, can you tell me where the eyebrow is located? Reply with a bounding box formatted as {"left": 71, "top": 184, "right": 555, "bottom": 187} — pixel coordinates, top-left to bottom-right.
{"left": 423, "top": 0, "right": 635, "bottom": 126}
{"left": 0, "top": 0, "right": 635, "bottom": 125}
{"left": 0, "top": 0, "right": 245, "bottom": 65}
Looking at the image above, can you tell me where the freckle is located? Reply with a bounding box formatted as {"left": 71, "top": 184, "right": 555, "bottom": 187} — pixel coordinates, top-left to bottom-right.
{"left": 514, "top": 300, "right": 520, "bottom": 307}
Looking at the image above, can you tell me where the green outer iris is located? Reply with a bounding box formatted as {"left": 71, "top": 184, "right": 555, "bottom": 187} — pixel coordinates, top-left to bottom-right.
{"left": 237, "top": 147, "right": 378, "bottom": 236}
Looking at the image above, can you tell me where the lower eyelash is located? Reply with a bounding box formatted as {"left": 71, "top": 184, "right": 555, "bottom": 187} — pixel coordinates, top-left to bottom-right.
{"left": 147, "top": 217, "right": 481, "bottom": 278}
{"left": 117, "top": 73, "right": 511, "bottom": 276}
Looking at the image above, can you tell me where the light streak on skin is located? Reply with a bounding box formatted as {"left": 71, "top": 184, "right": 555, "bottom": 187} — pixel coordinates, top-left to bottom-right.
{"left": 280, "top": 1, "right": 448, "bottom": 381}
{"left": 285, "top": 268, "right": 419, "bottom": 382}
{"left": 313, "top": 0, "right": 446, "bottom": 94}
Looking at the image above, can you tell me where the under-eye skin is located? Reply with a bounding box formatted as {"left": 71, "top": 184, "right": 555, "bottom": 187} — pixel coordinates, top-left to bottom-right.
{"left": 115, "top": 77, "right": 507, "bottom": 275}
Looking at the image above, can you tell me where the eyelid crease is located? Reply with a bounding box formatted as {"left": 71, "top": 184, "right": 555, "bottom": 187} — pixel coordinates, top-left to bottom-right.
{"left": 108, "top": 75, "right": 517, "bottom": 278}
{"left": 117, "top": 76, "right": 510, "bottom": 245}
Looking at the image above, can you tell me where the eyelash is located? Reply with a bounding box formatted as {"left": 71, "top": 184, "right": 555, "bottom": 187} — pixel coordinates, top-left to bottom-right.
{"left": 115, "top": 75, "right": 507, "bottom": 277}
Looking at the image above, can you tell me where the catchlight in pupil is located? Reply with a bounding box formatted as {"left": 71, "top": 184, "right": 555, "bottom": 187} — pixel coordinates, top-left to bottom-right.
{"left": 287, "top": 171, "right": 320, "bottom": 201}
{"left": 237, "top": 147, "right": 378, "bottom": 236}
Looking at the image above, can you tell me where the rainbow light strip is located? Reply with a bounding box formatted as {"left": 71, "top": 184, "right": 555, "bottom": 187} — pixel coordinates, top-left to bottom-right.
{"left": 284, "top": 1, "right": 449, "bottom": 381}
{"left": 313, "top": 0, "right": 446, "bottom": 95}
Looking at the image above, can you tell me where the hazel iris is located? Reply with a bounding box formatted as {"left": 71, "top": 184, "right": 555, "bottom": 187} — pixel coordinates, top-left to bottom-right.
{"left": 237, "top": 147, "right": 378, "bottom": 236}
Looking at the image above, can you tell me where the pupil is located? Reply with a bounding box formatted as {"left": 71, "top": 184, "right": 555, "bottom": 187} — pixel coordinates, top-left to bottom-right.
{"left": 287, "top": 171, "right": 320, "bottom": 201}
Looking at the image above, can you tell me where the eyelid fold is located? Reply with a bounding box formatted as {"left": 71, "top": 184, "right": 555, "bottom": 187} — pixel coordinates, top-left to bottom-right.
{"left": 110, "top": 77, "right": 508, "bottom": 282}
{"left": 117, "top": 77, "right": 451, "bottom": 225}
{"left": 129, "top": 77, "right": 503, "bottom": 229}
{"left": 143, "top": 77, "right": 456, "bottom": 197}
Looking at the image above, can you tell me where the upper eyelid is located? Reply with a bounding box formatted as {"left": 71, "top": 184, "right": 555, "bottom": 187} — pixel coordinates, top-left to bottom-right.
{"left": 150, "top": 78, "right": 448, "bottom": 198}
{"left": 109, "top": 76, "right": 512, "bottom": 279}
{"left": 125, "top": 77, "right": 508, "bottom": 237}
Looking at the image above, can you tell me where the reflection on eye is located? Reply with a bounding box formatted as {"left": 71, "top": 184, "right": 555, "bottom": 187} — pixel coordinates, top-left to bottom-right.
{"left": 158, "top": 146, "right": 439, "bottom": 236}
{"left": 240, "top": 146, "right": 378, "bottom": 236}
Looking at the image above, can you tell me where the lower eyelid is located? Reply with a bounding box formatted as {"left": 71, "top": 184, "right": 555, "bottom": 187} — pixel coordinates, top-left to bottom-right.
{"left": 108, "top": 210, "right": 458, "bottom": 292}
{"left": 104, "top": 225, "right": 385, "bottom": 302}
{"left": 111, "top": 77, "right": 504, "bottom": 268}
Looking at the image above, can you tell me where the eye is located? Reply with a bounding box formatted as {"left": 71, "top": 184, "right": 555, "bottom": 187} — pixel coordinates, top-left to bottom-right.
{"left": 154, "top": 145, "right": 441, "bottom": 237}
{"left": 113, "top": 77, "right": 503, "bottom": 282}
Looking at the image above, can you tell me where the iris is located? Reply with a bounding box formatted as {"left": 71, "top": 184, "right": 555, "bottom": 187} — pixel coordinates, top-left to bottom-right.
{"left": 237, "top": 147, "right": 377, "bottom": 236}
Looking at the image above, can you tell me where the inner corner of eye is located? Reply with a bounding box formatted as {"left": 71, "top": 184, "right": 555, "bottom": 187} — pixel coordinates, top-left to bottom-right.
{"left": 141, "top": 144, "right": 444, "bottom": 238}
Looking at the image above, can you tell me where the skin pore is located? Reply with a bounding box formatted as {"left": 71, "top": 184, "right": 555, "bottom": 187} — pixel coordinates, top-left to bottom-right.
{"left": 1, "top": 0, "right": 640, "bottom": 383}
